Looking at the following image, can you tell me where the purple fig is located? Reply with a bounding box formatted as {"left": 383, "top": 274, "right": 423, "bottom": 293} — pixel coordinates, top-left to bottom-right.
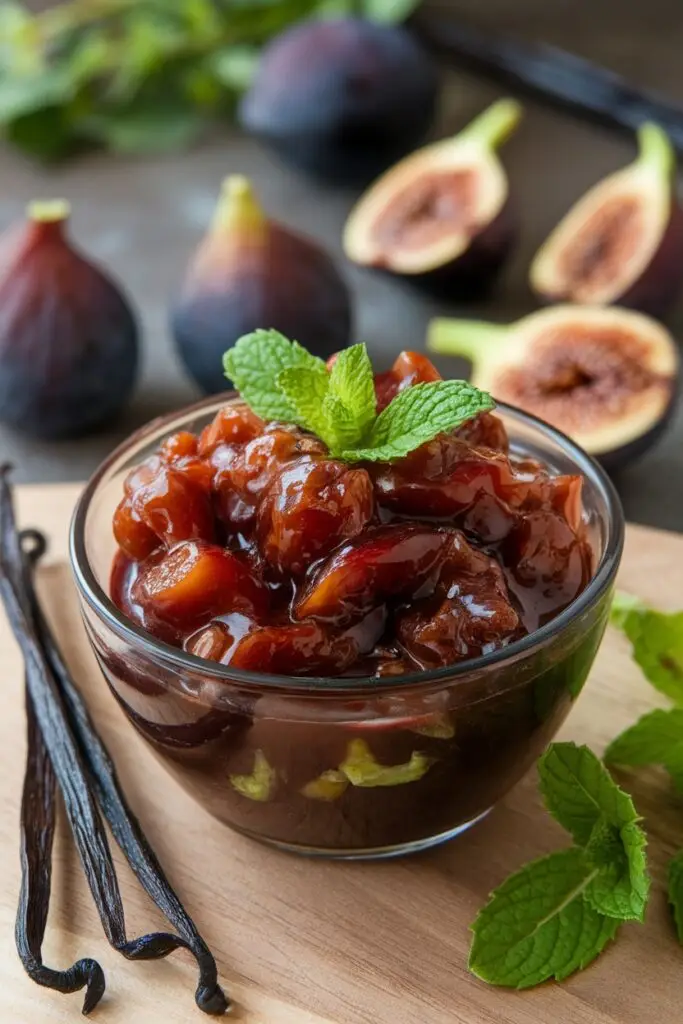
{"left": 238, "top": 18, "right": 438, "bottom": 184}
{"left": 530, "top": 124, "right": 683, "bottom": 317}
{"left": 428, "top": 304, "right": 679, "bottom": 470}
{"left": 0, "top": 200, "right": 138, "bottom": 439}
{"left": 171, "top": 176, "right": 352, "bottom": 394}
{"left": 343, "top": 99, "right": 522, "bottom": 297}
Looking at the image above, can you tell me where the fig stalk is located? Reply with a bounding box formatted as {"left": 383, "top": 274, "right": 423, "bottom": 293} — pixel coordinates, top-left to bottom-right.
{"left": 210, "top": 175, "right": 267, "bottom": 239}
{"left": 428, "top": 319, "right": 508, "bottom": 364}
{"left": 456, "top": 98, "right": 523, "bottom": 150}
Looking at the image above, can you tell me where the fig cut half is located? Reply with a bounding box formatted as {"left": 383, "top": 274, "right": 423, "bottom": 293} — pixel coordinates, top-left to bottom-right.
{"left": 343, "top": 98, "right": 522, "bottom": 287}
{"left": 428, "top": 305, "right": 679, "bottom": 469}
{"left": 530, "top": 123, "right": 683, "bottom": 317}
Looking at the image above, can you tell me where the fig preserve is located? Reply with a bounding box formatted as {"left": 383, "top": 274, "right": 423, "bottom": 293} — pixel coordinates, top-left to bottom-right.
{"left": 98, "top": 353, "right": 612, "bottom": 856}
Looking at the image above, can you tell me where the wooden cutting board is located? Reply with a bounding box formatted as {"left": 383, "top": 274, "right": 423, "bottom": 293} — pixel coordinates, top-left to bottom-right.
{"left": 1, "top": 484, "right": 683, "bottom": 1024}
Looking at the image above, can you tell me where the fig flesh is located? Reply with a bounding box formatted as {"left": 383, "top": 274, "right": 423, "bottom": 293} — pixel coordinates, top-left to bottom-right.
{"left": 171, "top": 176, "right": 352, "bottom": 394}
{"left": 428, "top": 304, "right": 679, "bottom": 469}
{"left": 530, "top": 124, "right": 683, "bottom": 317}
{"left": 238, "top": 18, "right": 438, "bottom": 184}
{"left": 343, "top": 99, "right": 522, "bottom": 295}
{"left": 0, "top": 200, "right": 138, "bottom": 439}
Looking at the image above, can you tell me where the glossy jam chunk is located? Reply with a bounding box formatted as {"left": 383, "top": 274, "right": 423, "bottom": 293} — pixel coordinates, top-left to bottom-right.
{"left": 110, "top": 376, "right": 592, "bottom": 677}
{"left": 257, "top": 457, "right": 374, "bottom": 575}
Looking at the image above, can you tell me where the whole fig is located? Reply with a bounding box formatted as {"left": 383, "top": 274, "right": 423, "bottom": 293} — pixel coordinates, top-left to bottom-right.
{"left": 238, "top": 18, "right": 438, "bottom": 184}
{"left": 171, "top": 176, "right": 352, "bottom": 394}
{"left": 0, "top": 200, "right": 139, "bottom": 439}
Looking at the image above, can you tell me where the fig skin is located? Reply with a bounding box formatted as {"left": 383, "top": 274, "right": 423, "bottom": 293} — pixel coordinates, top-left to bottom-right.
{"left": 0, "top": 200, "right": 138, "bottom": 439}
{"left": 343, "top": 99, "right": 522, "bottom": 298}
{"left": 428, "top": 304, "right": 679, "bottom": 471}
{"left": 238, "top": 19, "right": 438, "bottom": 185}
{"left": 171, "top": 177, "right": 352, "bottom": 394}
{"left": 530, "top": 124, "right": 683, "bottom": 318}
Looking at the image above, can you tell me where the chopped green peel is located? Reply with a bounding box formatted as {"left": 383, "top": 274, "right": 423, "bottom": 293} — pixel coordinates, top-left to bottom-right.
{"left": 230, "top": 750, "right": 276, "bottom": 802}
{"left": 301, "top": 770, "right": 349, "bottom": 802}
{"left": 339, "top": 739, "right": 432, "bottom": 788}
{"left": 411, "top": 715, "right": 455, "bottom": 739}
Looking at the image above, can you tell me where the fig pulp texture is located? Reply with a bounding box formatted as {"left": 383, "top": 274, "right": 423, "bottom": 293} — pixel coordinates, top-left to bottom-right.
{"left": 171, "top": 177, "right": 352, "bottom": 394}
{"left": 343, "top": 99, "right": 522, "bottom": 296}
{"left": 238, "top": 18, "right": 438, "bottom": 184}
{"left": 530, "top": 123, "right": 683, "bottom": 317}
{"left": 428, "top": 304, "right": 679, "bottom": 469}
{"left": 0, "top": 201, "right": 138, "bottom": 439}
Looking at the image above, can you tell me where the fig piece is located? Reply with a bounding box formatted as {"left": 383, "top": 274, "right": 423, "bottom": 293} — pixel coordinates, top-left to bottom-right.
{"left": 295, "top": 524, "right": 450, "bottom": 623}
{"left": 238, "top": 19, "right": 438, "bottom": 184}
{"left": 428, "top": 305, "right": 679, "bottom": 469}
{"left": 530, "top": 124, "right": 683, "bottom": 317}
{"left": 343, "top": 99, "right": 523, "bottom": 296}
{"left": 171, "top": 176, "right": 352, "bottom": 394}
{"left": 0, "top": 200, "right": 138, "bottom": 438}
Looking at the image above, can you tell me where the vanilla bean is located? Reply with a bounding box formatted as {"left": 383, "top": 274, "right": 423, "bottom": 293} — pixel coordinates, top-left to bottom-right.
{"left": 20, "top": 531, "right": 228, "bottom": 1015}
{"left": 0, "top": 468, "right": 213, "bottom": 1007}
{"left": 17, "top": 692, "right": 106, "bottom": 1015}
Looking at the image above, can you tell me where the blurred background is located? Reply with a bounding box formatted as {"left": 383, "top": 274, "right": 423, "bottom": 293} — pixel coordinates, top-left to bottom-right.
{"left": 1, "top": 0, "right": 682, "bottom": 530}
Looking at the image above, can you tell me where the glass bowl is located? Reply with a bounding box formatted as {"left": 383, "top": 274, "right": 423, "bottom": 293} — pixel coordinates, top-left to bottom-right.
{"left": 70, "top": 395, "right": 624, "bottom": 859}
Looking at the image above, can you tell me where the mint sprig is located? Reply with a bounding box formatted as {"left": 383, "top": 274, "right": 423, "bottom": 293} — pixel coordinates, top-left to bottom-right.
{"left": 223, "top": 331, "right": 494, "bottom": 462}
{"left": 469, "top": 742, "right": 649, "bottom": 988}
{"left": 609, "top": 592, "right": 683, "bottom": 704}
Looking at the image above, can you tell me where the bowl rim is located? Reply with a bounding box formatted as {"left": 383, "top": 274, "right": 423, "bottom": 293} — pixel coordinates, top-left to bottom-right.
{"left": 69, "top": 393, "right": 625, "bottom": 696}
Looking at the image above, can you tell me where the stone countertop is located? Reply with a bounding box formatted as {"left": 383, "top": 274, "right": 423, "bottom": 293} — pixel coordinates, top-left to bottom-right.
{"left": 1, "top": 0, "right": 682, "bottom": 532}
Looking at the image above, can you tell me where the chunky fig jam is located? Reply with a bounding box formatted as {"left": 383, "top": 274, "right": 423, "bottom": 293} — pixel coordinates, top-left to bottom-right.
{"left": 106, "top": 353, "right": 600, "bottom": 853}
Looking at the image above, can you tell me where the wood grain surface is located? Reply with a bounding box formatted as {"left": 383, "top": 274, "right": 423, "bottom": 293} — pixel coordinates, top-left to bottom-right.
{"left": 1, "top": 483, "right": 682, "bottom": 1024}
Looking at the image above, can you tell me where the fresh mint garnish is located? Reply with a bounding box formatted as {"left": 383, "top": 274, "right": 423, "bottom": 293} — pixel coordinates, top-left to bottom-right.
{"left": 469, "top": 848, "right": 620, "bottom": 988}
{"left": 469, "top": 742, "right": 648, "bottom": 988}
{"left": 606, "top": 708, "right": 683, "bottom": 791}
{"left": 223, "top": 331, "right": 493, "bottom": 462}
{"left": 610, "top": 591, "right": 683, "bottom": 704}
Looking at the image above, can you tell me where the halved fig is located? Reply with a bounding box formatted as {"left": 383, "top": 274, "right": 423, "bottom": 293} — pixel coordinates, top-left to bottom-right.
{"left": 428, "top": 305, "right": 679, "bottom": 469}
{"left": 343, "top": 99, "right": 522, "bottom": 296}
{"left": 530, "top": 124, "right": 683, "bottom": 317}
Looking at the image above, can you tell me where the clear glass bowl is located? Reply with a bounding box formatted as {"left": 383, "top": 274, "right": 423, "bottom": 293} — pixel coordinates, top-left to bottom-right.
{"left": 70, "top": 395, "right": 624, "bottom": 859}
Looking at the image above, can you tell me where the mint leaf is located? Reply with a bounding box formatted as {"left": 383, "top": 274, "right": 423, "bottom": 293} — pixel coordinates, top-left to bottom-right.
{"left": 584, "top": 820, "right": 649, "bottom": 922}
{"left": 327, "top": 343, "right": 376, "bottom": 441}
{"left": 605, "top": 708, "right": 683, "bottom": 791}
{"left": 469, "top": 848, "right": 619, "bottom": 988}
{"left": 276, "top": 365, "right": 330, "bottom": 440}
{"left": 223, "top": 330, "right": 326, "bottom": 422}
{"left": 610, "top": 592, "right": 683, "bottom": 704}
{"left": 342, "top": 380, "right": 494, "bottom": 463}
{"left": 668, "top": 850, "right": 683, "bottom": 943}
{"left": 538, "top": 743, "right": 641, "bottom": 847}
{"left": 322, "top": 393, "right": 364, "bottom": 455}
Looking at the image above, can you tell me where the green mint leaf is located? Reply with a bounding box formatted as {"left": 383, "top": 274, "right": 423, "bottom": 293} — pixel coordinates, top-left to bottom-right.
{"left": 223, "top": 330, "right": 326, "bottom": 422}
{"left": 605, "top": 708, "right": 683, "bottom": 791}
{"left": 538, "top": 743, "right": 640, "bottom": 847}
{"left": 469, "top": 848, "right": 619, "bottom": 988}
{"left": 341, "top": 380, "right": 494, "bottom": 463}
{"left": 322, "top": 392, "right": 364, "bottom": 456}
{"left": 276, "top": 365, "right": 330, "bottom": 440}
{"left": 610, "top": 592, "right": 683, "bottom": 704}
{"left": 668, "top": 850, "right": 683, "bottom": 943}
{"left": 584, "top": 819, "right": 649, "bottom": 922}
{"left": 327, "top": 343, "right": 376, "bottom": 442}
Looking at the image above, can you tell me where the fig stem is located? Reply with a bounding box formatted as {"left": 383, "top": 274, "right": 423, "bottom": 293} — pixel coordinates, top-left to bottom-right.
{"left": 456, "top": 98, "right": 523, "bottom": 151}
{"left": 427, "top": 318, "right": 508, "bottom": 365}
{"left": 211, "top": 175, "right": 265, "bottom": 236}
{"left": 637, "top": 122, "right": 675, "bottom": 180}
{"left": 27, "top": 200, "right": 70, "bottom": 224}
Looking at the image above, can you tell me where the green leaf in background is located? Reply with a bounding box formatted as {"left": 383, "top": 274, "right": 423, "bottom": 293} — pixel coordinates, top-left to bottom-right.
{"left": 81, "top": 101, "right": 206, "bottom": 154}
{"left": 583, "top": 820, "right": 649, "bottom": 922}
{"left": 342, "top": 380, "right": 495, "bottom": 463}
{"left": 605, "top": 708, "right": 683, "bottom": 792}
{"left": 210, "top": 45, "right": 260, "bottom": 91}
{"left": 469, "top": 848, "right": 620, "bottom": 988}
{"left": 538, "top": 742, "right": 641, "bottom": 846}
{"left": 610, "top": 593, "right": 683, "bottom": 704}
{"left": 668, "top": 850, "right": 683, "bottom": 943}
{"left": 223, "top": 329, "right": 326, "bottom": 422}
